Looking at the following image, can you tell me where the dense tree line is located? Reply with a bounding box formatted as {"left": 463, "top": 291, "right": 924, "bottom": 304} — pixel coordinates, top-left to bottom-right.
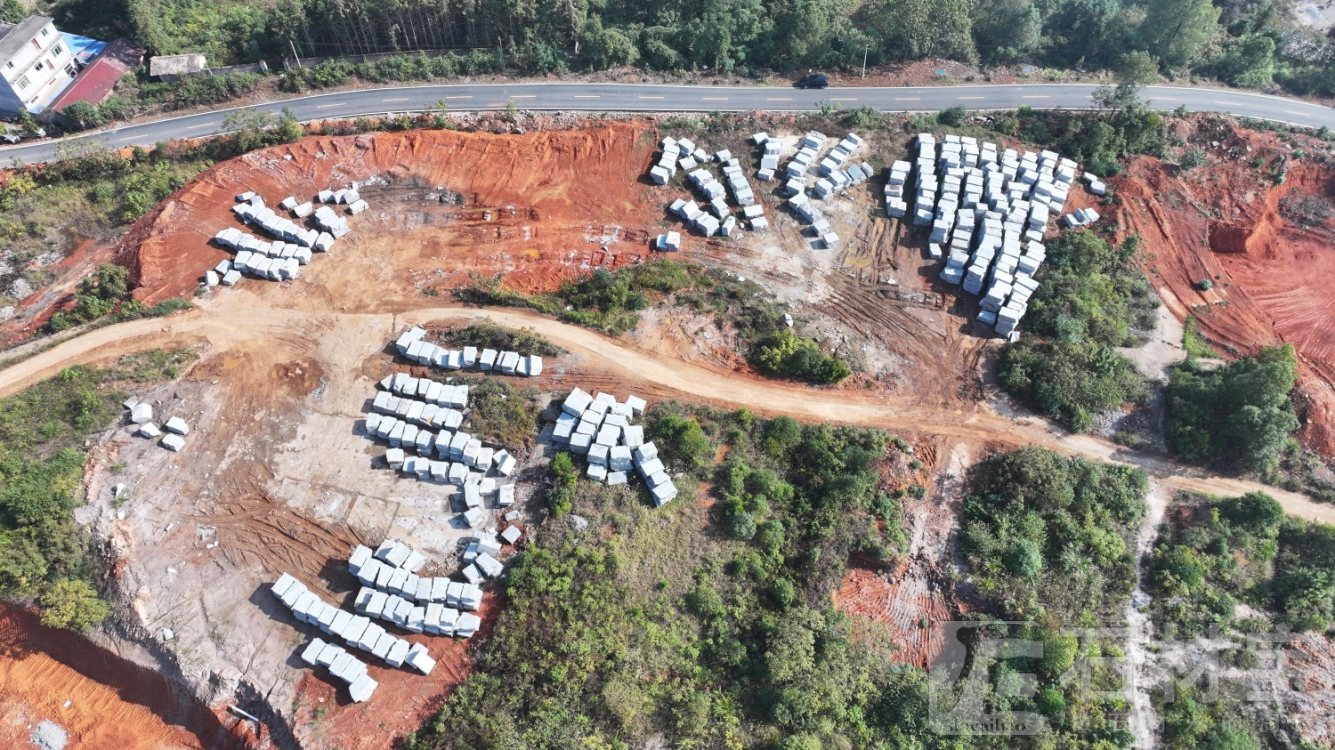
{"left": 48, "top": 0, "right": 1335, "bottom": 97}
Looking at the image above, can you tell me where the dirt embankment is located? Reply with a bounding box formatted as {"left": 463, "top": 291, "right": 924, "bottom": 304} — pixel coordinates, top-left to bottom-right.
{"left": 120, "top": 123, "right": 662, "bottom": 307}
{"left": 1113, "top": 119, "right": 1335, "bottom": 454}
{"left": 0, "top": 604, "right": 245, "bottom": 749}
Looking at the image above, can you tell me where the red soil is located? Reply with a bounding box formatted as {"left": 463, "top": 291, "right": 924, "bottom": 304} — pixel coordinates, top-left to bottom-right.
{"left": 0, "top": 604, "right": 246, "bottom": 749}
{"left": 119, "top": 123, "right": 663, "bottom": 308}
{"left": 1113, "top": 122, "right": 1335, "bottom": 454}
{"left": 289, "top": 594, "right": 503, "bottom": 749}
{"left": 832, "top": 561, "right": 955, "bottom": 669}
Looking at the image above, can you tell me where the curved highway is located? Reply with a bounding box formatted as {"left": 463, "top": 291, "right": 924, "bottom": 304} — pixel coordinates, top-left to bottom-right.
{"left": 1, "top": 81, "right": 1331, "bottom": 164}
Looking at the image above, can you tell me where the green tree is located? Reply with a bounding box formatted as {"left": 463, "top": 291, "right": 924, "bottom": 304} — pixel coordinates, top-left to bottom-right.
{"left": 1138, "top": 0, "right": 1222, "bottom": 70}
{"left": 1210, "top": 34, "right": 1276, "bottom": 88}
{"left": 60, "top": 102, "right": 105, "bottom": 132}
{"left": 39, "top": 578, "right": 111, "bottom": 630}
{"left": 1115, "top": 50, "right": 1160, "bottom": 85}
{"left": 1165, "top": 345, "right": 1299, "bottom": 472}
{"left": 972, "top": 0, "right": 1041, "bottom": 62}
{"left": 0, "top": 0, "right": 22, "bottom": 23}
{"left": 1005, "top": 539, "right": 1044, "bottom": 578}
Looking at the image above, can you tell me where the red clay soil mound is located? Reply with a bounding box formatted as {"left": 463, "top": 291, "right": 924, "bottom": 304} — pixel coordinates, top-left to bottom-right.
{"left": 832, "top": 562, "right": 955, "bottom": 669}
{"left": 0, "top": 604, "right": 245, "bottom": 749}
{"left": 119, "top": 123, "right": 662, "bottom": 307}
{"left": 1113, "top": 128, "right": 1335, "bottom": 455}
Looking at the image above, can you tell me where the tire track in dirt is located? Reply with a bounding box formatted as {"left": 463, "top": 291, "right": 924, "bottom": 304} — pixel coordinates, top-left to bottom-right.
{"left": 1, "top": 302, "right": 1332, "bottom": 525}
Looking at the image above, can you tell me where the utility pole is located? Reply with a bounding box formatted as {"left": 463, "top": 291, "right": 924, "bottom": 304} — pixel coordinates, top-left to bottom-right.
{"left": 862, "top": 46, "right": 868, "bottom": 79}
{"left": 289, "top": 39, "right": 302, "bottom": 68}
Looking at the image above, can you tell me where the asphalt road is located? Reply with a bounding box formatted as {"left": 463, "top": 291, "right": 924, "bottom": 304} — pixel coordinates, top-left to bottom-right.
{"left": 2, "top": 81, "right": 1332, "bottom": 163}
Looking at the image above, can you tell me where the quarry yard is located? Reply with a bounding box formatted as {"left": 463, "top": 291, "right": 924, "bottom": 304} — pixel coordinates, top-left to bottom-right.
{"left": 1, "top": 113, "right": 1334, "bottom": 748}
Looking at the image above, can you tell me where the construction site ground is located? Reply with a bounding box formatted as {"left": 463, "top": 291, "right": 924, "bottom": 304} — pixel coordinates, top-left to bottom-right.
{"left": 1112, "top": 115, "right": 1335, "bottom": 453}
{"left": 0, "top": 118, "right": 1333, "bottom": 748}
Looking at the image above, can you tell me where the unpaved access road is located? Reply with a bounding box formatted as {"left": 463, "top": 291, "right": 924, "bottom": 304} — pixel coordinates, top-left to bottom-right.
{"left": 3, "top": 303, "right": 1333, "bottom": 526}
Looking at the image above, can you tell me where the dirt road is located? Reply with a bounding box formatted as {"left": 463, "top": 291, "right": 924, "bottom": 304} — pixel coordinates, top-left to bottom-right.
{"left": 3, "top": 302, "right": 1332, "bottom": 526}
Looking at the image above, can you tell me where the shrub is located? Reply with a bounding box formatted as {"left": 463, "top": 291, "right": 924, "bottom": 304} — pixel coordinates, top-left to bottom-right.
{"left": 750, "top": 330, "right": 850, "bottom": 385}
{"left": 936, "top": 106, "right": 967, "bottom": 126}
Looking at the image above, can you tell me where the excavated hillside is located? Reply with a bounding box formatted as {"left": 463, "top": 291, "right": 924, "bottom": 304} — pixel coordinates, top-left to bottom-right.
{"left": 118, "top": 123, "right": 663, "bottom": 307}
{"left": 1113, "top": 118, "right": 1335, "bottom": 454}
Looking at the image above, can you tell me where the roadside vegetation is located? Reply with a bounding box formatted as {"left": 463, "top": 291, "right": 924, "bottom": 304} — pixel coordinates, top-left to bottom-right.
{"left": 44, "top": 0, "right": 1335, "bottom": 127}
{"left": 998, "top": 231, "right": 1155, "bottom": 431}
{"left": 2, "top": 110, "right": 303, "bottom": 327}
{"left": 0, "top": 348, "right": 194, "bottom": 630}
{"left": 406, "top": 403, "right": 919, "bottom": 748}
{"left": 45, "top": 264, "right": 191, "bottom": 333}
{"left": 455, "top": 260, "right": 850, "bottom": 385}
{"left": 437, "top": 322, "right": 565, "bottom": 358}
{"left": 963, "top": 447, "right": 1147, "bottom": 625}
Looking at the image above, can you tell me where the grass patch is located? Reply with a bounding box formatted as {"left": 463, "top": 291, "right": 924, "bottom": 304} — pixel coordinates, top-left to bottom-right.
{"left": 0, "top": 347, "right": 194, "bottom": 629}
{"left": 437, "top": 322, "right": 565, "bottom": 357}
{"left": 1181, "top": 315, "right": 1218, "bottom": 359}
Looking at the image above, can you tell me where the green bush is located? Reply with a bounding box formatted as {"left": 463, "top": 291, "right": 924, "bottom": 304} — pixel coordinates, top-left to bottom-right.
{"left": 936, "top": 106, "right": 967, "bottom": 126}
{"left": 1165, "top": 345, "right": 1299, "bottom": 473}
{"left": 546, "top": 451, "right": 578, "bottom": 516}
{"left": 750, "top": 329, "right": 850, "bottom": 385}
{"left": 39, "top": 578, "right": 111, "bottom": 630}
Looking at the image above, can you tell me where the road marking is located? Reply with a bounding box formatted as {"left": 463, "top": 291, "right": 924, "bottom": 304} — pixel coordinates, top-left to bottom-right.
{"left": 829, "top": 97, "right": 858, "bottom": 102}
{"left": 1021, "top": 95, "right": 1049, "bottom": 99}
{"left": 382, "top": 97, "right": 409, "bottom": 103}
{"left": 701, "top": 97, "right": 729, "bottom": 101}
{"left": 315, "top": 102, "right": 346, "bottom": 109}
{"left": 894, "top": 97, "right": 920, "bottom": 101}
{"left": 638, "top": 95, "right": 665, "bottom": 100}
{"left": 1213, "top": 100, "right": 1234, "bottom": 105}
{"left": 957, "top": 96, "right": 984, "bottom": 100}
{"left": 1284, "top": 109, "right": 1306, "bottom": 115}
{"left": 509, "top": 95, "right": 536, "bottom": 99}
{"left": 184, "top": 122, "right": 212, "bottom": 131}
{"left": 766, "top": 97, "right": 792, "bottom": 101}
{"left": 572, "top": 95, "right": 600, "bottom": 99}
{"left": 118, "top": 134, "right": 140, "bottom": 143}
{"left": 444, "top": 95, "right": 472, "bottom": 100}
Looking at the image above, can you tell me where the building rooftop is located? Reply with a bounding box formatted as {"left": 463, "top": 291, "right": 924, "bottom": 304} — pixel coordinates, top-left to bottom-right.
{"left": 0, "top": 16, "right": 51, "bottom": 63}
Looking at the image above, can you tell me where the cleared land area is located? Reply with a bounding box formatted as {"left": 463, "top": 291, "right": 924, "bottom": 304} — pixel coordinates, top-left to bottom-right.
{"left": 0, "top": 115, "right": 1333, "bottom": 747}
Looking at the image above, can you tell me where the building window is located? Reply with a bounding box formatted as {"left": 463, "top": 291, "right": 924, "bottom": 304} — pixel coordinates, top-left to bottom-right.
{"left": 4, "top": 61, "right": 11, "bottom": 69}
{"left": 16, "top": 75, "right": 29, "bottom": 90}
{"left": 30, "top": 39, "right": 39, "bottom": 51}
{"left": 65, "top": 63, "right": 77, "bottom": 77}
{"left": 52, "top": 43, "right": 63, "bottom": 57}
{"left": 34, "top": 61, "right": 43, "bottom": 72}
{"left": 40, "top": 28, "right": 49, "bottom": 37}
